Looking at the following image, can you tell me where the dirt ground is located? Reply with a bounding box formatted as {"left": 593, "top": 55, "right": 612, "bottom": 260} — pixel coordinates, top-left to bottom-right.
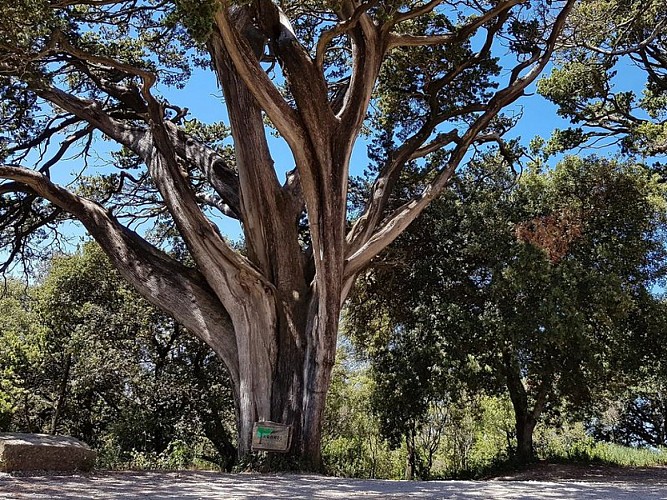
{"left": 1, "top": 464, "right": 666, "bottom": 499}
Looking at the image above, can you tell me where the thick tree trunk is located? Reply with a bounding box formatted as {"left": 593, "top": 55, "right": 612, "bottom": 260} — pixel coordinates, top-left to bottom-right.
{"left": 514, "top": 412, "right": 537, "bottom": 463}
{"left": 504, "top": 352, "right": 549, "bottom": 464}
{"left": 232, "top": 291, "right": 338, "bottom": 470}
{"left": 206, "top": 13, "right": 343, "bottom": 470}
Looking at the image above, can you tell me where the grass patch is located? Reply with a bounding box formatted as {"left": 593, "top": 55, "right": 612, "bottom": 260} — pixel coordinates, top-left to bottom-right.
{"left": 450, "top": 442, "right": 667, "bottom": 480}
{"left": 548, "top": 441, "right": 667, "bottom": 468}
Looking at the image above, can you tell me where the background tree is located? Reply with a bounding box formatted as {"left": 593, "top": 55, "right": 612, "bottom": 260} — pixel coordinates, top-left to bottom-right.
{"left": 0, "top": 243, "right": 238, "bottom": 470}
{"left": 590, "top": 299, "right": 667, "bottom": 448}
{"left": 0, "top": 281, "right": 46, "bottom": 432}
{"left": 348, "top": 155, "right": 667, "bottom": 463}
{"left": 0, "top": 0, "right": 576, "bottom": 466}
{"left": 321, "top": 347, "right": 404, "bottom": 479}
{"left": 592, "top": 380, "right": 667, "bottom": 448}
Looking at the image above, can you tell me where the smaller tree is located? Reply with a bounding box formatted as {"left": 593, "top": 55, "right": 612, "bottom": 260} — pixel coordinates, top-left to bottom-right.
{"left": 0, "top": 281, "right": 46, "bottom": 431}
{"left": 321, "top": 347, "right": 403, "bottom": 479}
{"left": 593, "top": 383, "right": 667, "bottom": 447}
{"left": 349, "top": 155, "right": 667, "bottom": 463}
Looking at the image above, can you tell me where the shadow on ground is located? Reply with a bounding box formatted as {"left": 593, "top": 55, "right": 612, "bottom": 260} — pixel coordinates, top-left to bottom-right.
{"left": 1, "top": 471, "right": 666, "bottom": 499}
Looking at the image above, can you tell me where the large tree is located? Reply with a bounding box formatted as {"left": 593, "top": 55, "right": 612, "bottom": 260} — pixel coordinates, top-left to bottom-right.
{"left": 0, "top": 0, "right": 575, "bottom": 466}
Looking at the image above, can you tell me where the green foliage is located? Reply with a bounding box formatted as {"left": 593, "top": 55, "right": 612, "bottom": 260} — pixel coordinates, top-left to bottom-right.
{"left": 321, "top": 348, "right": 404, "bottom": 479}
{"left": 171, "top": 0, "right": 222, "bottom": 43}
{"left": 468, "top": 396, "right": 515, "bottom": 468}
{"left": 349, "top": 153, "right": 667, "bottom": 463}
{"left": 0, "top": 282, "right": 46, "bottom": 430}
{"left": 0, "top": 242, "right": 237, "bottom": 470}
{"left": 539, "top": 0, "right": 667, "bottom": 156}
{"left": 589, "top": 361, "right": 667, "bottom": 448}
{"left": 550, "top": 440, "right": 667, "bottom": 467}
{"left": 98, "top": 436, "right": 222, "bottom": 471}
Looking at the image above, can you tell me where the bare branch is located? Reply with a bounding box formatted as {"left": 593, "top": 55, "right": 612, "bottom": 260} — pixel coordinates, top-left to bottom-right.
{"left": 0, "top": 188, "right": 64, "bottom": 273}
{"left": 315, "top": 0, "right": 379, "bottom": 71}
{"left": 345, "top": 0, "right": 576, "bottom": 277}
{"left": 167, "top": 123, "right": 242, "bottom": 219}
{"left": 346, "top": 100, "right": 487, "bottom": 254}
{"left": 385, "top": 0, "right": 525, "bottom": 49}
{"left": 51, "top": 30, "right": 157, "bottom": 101}
{"left": 33, "top": 85, "right": 242, "bottom": 219}
{"left": 410, "top": 130, "right": 461, "bottom": 160}
{"left": 253, "top": 0, "right": 336, "bottom": 137}
{"left": 388, "top": 0, "right": 445, "bottom": 27}
{"left": 8, "top": 115, "right": 81, "bottom": 157}
{"left": 213, "top": 6, "right": 305, "bottom": 150}
{"left": 337, "top": 1, "right": 383, "bottom": 140}
{"left": 39, "top": 125, "right": 94, "bottom": 176}
{"left": 195, "top": 193, "right": 237, "bottom": 218}
{"left": 344, "top": 5, "right": 506, "bottom": 256}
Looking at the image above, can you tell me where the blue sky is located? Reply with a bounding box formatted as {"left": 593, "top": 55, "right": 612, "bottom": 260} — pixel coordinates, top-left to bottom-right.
{"left": 159, "top": 63, "right": 576, "bottom": 241}
{"left": 7, "top": 45, "right": 650, "bottom": 265}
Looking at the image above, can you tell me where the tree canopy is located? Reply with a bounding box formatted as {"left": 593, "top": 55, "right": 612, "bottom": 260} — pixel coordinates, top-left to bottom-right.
{"left": 0, "top": 242, "right": 237, "bottom": 469}
{"left": 538, "top": 0, "right": 667, "bottom": 155}
{"left": 348, "top": 154, "right": 667, "bottom": 462}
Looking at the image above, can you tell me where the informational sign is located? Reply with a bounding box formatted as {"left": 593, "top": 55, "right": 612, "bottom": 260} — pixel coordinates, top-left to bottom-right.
{"left": 251, "top": 421, "right": 292, "bottom": 453}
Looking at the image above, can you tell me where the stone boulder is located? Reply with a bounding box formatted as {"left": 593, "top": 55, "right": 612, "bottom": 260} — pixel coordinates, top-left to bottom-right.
{"left": 0, "top": 433, "right": 96, "bottom": 472}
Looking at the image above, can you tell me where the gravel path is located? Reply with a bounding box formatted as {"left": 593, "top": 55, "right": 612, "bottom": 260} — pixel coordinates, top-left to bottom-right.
{"left": 1, "top": 471, "right": 667, "bottom": 500}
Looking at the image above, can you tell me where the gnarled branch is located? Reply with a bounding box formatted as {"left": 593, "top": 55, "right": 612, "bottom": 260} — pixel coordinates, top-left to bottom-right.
{"left": 0, "top": 163, "right": 240, "bottom": 384}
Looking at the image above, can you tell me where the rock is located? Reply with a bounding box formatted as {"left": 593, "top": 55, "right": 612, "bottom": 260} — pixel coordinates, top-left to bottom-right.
{"left": 0, "top": 433, "right": 96, "bottom": 472}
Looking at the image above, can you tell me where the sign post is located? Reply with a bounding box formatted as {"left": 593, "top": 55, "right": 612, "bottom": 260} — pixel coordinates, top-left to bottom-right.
{"left": 251, "top": 421, "right": 292, "bottom": 453}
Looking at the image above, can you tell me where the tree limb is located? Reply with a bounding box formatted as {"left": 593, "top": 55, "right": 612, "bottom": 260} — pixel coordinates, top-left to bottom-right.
{"left": 344, "top": 0, "right": 576, "bottom": 277}
{"left": 0, "top": 163, "right": 240, "bottom": 384}
{"left": 315, "top": 0, "right": 379, "bottom": 72}
{"left": 34, "top": 87, "right": 242, "bottom": 219}
{"left": 337, "top": 1, "right": 383, "bottom": 148}
{"left": 388, "top": 0, "right": 445, "bottom": 28}
{"left": 213, "top": 5, "right": 305, "bottom": 151}
{"left": 385, "top": 0, "right": 526, "bottom": 49}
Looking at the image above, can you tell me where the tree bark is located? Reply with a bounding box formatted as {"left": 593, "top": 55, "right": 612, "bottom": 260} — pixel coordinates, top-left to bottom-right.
{"left": 405, "top": 425, "right": 417, "bottom": 480}
{"left": 50, "top": 352, "right": 72, "bottom": 435}
{"left": 514, "top": 411, "right": 537, "bottom": 464}
{"left": 503, "top": 352, "right": 550, "bottom": 464}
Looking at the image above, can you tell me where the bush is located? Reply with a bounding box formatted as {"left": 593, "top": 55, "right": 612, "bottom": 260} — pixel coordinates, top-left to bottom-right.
{"left": 96, "top": 436, "right": 222, "bottom": 471}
